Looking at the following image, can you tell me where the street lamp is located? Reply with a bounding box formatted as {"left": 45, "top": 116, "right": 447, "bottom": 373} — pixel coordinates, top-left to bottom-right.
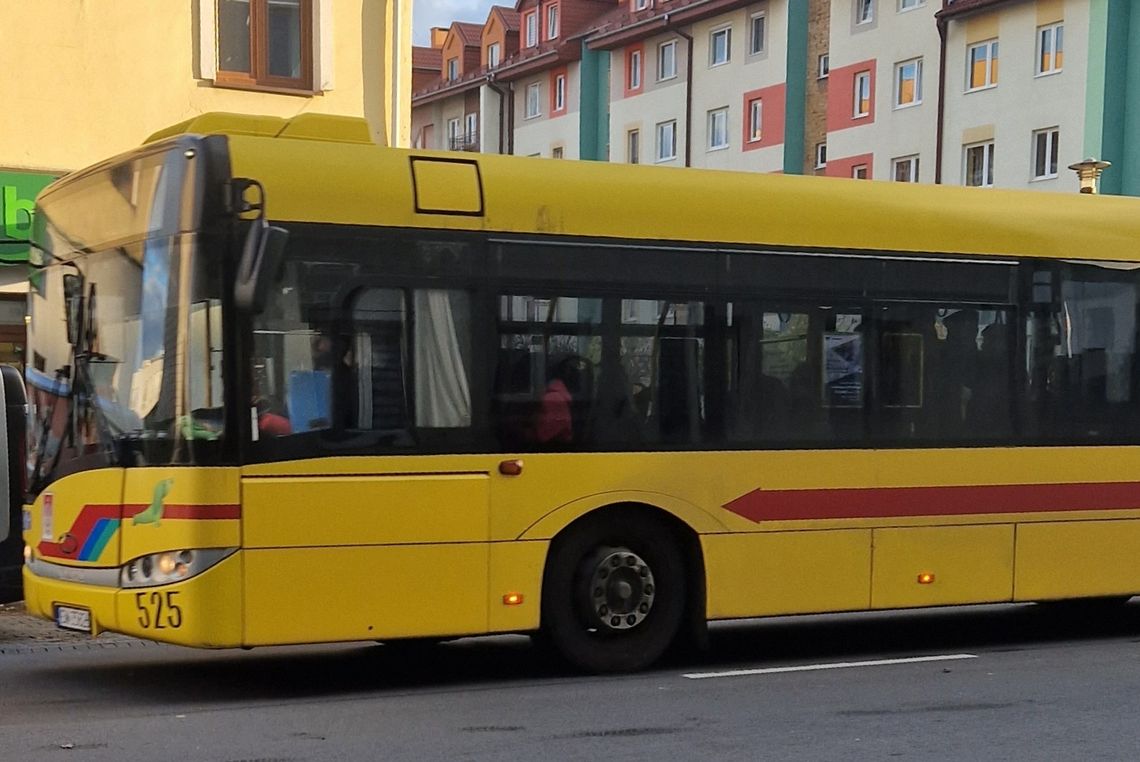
{"left": 1068, "top": 157, "right": 1111, "bottom": 194}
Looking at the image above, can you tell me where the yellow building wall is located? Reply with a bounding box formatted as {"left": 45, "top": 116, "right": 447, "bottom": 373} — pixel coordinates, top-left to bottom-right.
{"left": 0, "top": 0, "right": 410, "bottom": 174}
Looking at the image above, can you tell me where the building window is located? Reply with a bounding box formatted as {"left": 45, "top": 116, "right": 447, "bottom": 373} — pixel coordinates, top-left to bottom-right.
{"left": 899, "top": 0, "right": 923, "bottom": 10}
{"left": 216, "top": 0, "right": 313, "bottom": 91}
{"left": 892, "top": 155, "right": 919, "bottom": 182}
{"left": 656, "top": 120, "right": 677, "bottom": 162}
{"left": 525, "top": 11, "right": 538, "bottom": 47}
{"left": 967, "top": 39, "right": 999, "bottom": 90}
{"left": 815, "top": 143, "right": 827, "bottom": 168}
{"left": 628, "top": 129, "right": 640, "bottom": 164}
{"left": 818, "top": 54, "right": 830, "bottom": 78}
{"left": 853, "top": 71, "right": 871, "bottom": 117}
{"left": 447, "top": 57, "right": 459, "bottom": 81}
{"left": 710, "top": 27, "right": 731, "bottom": 67}
{"left": 487, "top": 42, "right": 501, "bottom": 68}
{"left": 658, "top": 40, "right": 677, "bottom": 80}
{"left": 895, "top": 58, "right": 922, "bottom": 107}
{"left": 1033, "top": 128, "right": 1059, "bottom": 180}
{"left": 1038, "top": 23, "right": 1063, "bottom": 75}
{"left": 465, "top": 112, "right": 477, "bottom": 140}
{"left": 748, "top": 98, "right": 762, "bottom": 142}
{"left": 447, "top": 117, "right": 461, "bottom": 149}
{"left": 852, "top": 164, "right": 869, "bottom": 179}
{"left": 964, "top": 141, "right": 995, "bottom": 187}
{"left": 553, "top": 73, "right": 566, "bottom": 112}
{"left": 526, "top": 82, "right": 541, "bottom": 118}
{"left": 708, "top": 107, "right": 729, "bottom": 150}
{"left": 628, "top": 49, "right": 642, "bottom": 91}
{"left": 856, "top": 0, "right": 874, "bottom": 25}
{"left": 552, "top": 146, "right": 564, "bottom": 159}
{"left": 546, "top": 3, "right": 559, "bottom": 39}
{"left": 633, "top": 0, "right": 649, "bottom": 9}
{"left": 749, "top": 12, "right": 766, "bottom": 55}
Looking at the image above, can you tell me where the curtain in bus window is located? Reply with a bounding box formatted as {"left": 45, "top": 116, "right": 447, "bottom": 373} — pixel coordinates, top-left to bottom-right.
{"left": 413, "top": 290, "right": 471, "bottom": 427}
{"left": 352, "top": 289, "right": 409, "bottom": 431}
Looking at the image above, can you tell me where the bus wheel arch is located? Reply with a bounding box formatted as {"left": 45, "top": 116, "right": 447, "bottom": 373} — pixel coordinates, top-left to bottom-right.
{"left": 538, "top": 503, "right": 706, "bottom": 673}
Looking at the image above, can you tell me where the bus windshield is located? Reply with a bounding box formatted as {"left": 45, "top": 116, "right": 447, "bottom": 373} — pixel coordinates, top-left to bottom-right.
{"left": 26, "top": 141, "right": 224, "bottom": 494}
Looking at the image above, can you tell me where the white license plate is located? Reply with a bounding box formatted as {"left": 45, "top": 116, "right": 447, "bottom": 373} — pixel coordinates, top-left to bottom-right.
{"left": 55, "top": 605, "right": 92, "bottom": 633}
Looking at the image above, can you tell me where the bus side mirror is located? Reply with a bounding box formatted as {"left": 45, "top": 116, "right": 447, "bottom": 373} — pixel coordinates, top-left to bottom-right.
{"left": 234, "top": 218, "right": 288, "bottom": 314}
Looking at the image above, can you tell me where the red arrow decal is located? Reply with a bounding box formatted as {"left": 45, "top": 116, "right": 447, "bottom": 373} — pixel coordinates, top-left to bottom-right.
{"left": 723, "top": 482, "right": 1140, "bottom": 523}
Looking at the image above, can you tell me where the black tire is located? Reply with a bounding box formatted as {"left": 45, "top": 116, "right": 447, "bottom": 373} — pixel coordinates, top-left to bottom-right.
{"left": 542, "top": 512, "right": 687, "bottom": 673}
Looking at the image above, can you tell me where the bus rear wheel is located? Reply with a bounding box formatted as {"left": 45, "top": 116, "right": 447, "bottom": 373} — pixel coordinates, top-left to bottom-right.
{"left": 542, "top": 513, "right": 686, "bottom": 673}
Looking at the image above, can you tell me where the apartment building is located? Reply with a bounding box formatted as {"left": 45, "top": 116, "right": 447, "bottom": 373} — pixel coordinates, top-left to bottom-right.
{"left": 412, "top": 0, "right": 1140, "bottom": 196}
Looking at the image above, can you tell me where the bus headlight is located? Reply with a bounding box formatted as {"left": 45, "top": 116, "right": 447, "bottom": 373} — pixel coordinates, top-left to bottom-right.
{"left": 121, "top": 548, "right": 236, "bottom": 588}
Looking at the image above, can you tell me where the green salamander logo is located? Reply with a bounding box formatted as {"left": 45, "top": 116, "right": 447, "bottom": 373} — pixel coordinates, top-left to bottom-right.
{"left": 133, "top": 479, "right": 175, "bottom": 527}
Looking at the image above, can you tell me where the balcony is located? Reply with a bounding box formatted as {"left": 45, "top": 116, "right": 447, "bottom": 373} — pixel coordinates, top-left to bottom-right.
{"left": 448, "top": 131, "right": 479, "bottom": 151}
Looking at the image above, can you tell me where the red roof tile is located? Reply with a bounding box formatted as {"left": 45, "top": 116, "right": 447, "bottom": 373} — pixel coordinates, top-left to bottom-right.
{"left": 451, "top": 21, "right": 484, "bottom": 47}
{"left": 412, "top": 46, "right": 443, "bottom": 70}
{"left": 489, "top": 5, "right": 521, "bottom": 32}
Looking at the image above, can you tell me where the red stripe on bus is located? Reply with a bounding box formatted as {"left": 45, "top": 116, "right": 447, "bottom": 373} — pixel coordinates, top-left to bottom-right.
{"left": 121, "top": 504, "right": 242, "bottom": 520}
{"left": 37, "top": 504, "right": 119, "bottom": 559}
{"left": 722, "top": 482, "right": 1140, "bottom": 523}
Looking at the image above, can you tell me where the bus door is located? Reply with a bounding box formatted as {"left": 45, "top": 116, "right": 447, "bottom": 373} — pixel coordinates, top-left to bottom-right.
{"left": 242, "top": 252, "right": 489, "bottom": 644}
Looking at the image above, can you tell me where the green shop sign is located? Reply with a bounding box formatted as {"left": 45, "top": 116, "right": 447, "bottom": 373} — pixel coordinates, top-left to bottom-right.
{"left": 0, "top": 170, "right": 57, "bottom": 264}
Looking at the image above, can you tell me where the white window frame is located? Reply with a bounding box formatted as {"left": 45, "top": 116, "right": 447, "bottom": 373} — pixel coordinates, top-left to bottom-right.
{"left": 708, "top": 107, "right": 729, "bottom": 151}
{"left": 964, "top": 141, "right": 995, "bottom": 187}
{"left": 967, "top": 39, "right": 999, "bottom": 91}
{"left": 818, "top": 53, "right": 830, "bottom": 79}
{"left": 656, "top": 120, "right": 677, "bottom": 162}
{"left": 894, "top": 58, "right": 923, "bottom": 108}
{"left": 852, "top": 164, "right": 869, "bottom": 179}
{"left": 856, "top": 0, "right": 874, "bottom": 25}
{"left": 628, "top": 129, "right": 640, "bottom": 164}
{"left": 447, "top": 117, "right": 461, "bottom": 147}
{"left": 710, "top": 27, "right": 731, "bottom": 67}
{"left": 552, "top": 145, "right": 564, "bottom": 159}
{"left": 546, "top": 3, "right": 559, "bottom": 39}
{"left": 629, "top": 49, "right": 642, "bottom": 90}
{"left": 1037, "top": 22, "right": 1063, "bottom": 76}
{"left": 899, "top": 0, "right": 924, "bottom": 11}
{"left": 658, "top": 40, "right": 677, "bottom": 81}
{"left": 749, "top": 12, "right": 766, "bottom": 55}
{"left": 447, "top": 57, "right": 459, "bottom": 81}
{"left": 1032, "top": 128, "right": 1060, "bottom": 180}
{"left": 633, "top": 0, "right": 649, "bottom": 9}
{"left": 554, "top": 74, "right": 566, "bottom": 111}
{"left": 748, "top": 98, "right": 763, "bottom": 142}
{"left": 853, "top": 71, "right": 871, "bottom": 117}
{"left": 525, "top": 82, "right": 541, "bottom": 119}
{"left": 892, "top": 155, "right": 919, "bottom": 182}
{"left": 487, "top": 42, "right": 500, "bottom": 68}
{"left": 465, "top": 112, "right": 477, "bottom": 138}
{"left": 815, "top": 143, "right": 827, "bottom": 168}
{"left": 525, "top": 11, "right": 538, "bottom": 47}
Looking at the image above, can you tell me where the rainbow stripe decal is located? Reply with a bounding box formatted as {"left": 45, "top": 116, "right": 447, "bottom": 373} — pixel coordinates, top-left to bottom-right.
{"left": 37, "top": 503, "right": 241, "bottom": 562}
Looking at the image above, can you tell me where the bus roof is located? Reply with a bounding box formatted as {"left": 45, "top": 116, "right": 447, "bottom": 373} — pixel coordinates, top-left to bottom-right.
{"left": 167, "top": 113, "right": 1140, "bottom": 263}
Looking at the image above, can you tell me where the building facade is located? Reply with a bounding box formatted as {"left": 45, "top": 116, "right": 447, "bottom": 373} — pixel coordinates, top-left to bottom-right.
{"left": 0, "top": 0, "right": 410, "bottom": 364}
{"left": 411, "top": 0, "right": 1140, "bottom": 196}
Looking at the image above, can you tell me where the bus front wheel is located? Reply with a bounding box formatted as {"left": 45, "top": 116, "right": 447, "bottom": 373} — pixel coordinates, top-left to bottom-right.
{"left": 542, "top": 512, "right": 686, "bottom": 673}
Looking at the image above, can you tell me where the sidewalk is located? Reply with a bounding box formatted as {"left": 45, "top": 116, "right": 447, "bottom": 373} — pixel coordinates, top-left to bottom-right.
{"left": 0, "top": 601, "right": 143, "bottom": 651}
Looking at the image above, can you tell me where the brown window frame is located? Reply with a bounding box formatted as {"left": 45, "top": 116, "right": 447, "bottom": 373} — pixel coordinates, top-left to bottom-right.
{"left": 215, "top": 0, "right": 315, "bottom": 94}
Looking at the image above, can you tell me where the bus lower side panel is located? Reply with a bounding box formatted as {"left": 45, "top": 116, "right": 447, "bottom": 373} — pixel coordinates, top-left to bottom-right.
{"left": 703, "top": 519, "right": 1140, "bottom": 621}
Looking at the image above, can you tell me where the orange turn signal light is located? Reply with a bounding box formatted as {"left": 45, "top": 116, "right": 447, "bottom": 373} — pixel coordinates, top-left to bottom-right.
{"left": 499, "top": 459, "right": 524, "bottom": 476}
{"left": 917, "top": 573, "right": 935, "bottom": 585}
{"left": 502, "top": 593, "right": 525, "bottom": 606}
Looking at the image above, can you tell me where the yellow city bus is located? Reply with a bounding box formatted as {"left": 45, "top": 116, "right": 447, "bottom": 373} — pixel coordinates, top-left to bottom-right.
{"left": 21, "top": 112, "right": 1140, "bottom": 672}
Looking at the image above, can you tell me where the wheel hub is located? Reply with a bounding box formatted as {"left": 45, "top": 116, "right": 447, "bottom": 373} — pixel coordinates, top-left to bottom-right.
{"left": 588, "top": 548, "right": 655, "bottom": 631}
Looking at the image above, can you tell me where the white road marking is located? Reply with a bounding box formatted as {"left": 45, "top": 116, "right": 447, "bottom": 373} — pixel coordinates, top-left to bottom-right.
{"left": 682, "top": 653, "right": 978, "bottom": 680}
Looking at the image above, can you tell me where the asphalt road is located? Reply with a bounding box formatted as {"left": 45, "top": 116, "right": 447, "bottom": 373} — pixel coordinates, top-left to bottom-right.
{"left": 3, "top": 601, "right": 1140, "bottom": 760}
